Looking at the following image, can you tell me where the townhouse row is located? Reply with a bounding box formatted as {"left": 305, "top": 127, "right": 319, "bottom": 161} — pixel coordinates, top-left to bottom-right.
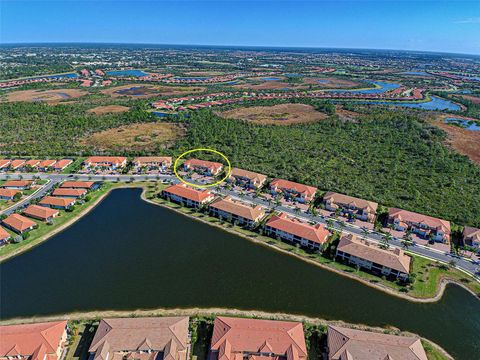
{"left": 0, "top": 181, "right": 97, "bottom": 245}
{"left": 162, "top": 183, "right": 412, "bottom": 281}
{"left": 0, "top": 159, "right": 73, "bottom": 173}
{"left": 0, "top": 315, "right": 430, "bottom": 360}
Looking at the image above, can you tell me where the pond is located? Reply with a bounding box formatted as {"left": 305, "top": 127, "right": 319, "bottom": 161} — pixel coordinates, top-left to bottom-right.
{"left": 346, "top": 96, "right": 461, "bottom": 111}
{"left": 0, "top": 188, "right": 479, "bottom": 360}
{"left": 444, "top": 117, "right": 480, "bottom": 131}
{"left": 106, "top": 70, "right": 149, "bottom": 77}
{"left": 331, "top": 81, "right": 400, "bottom": 94}
{"left": 262, "top": 77, "right": 282, "bottom": 81}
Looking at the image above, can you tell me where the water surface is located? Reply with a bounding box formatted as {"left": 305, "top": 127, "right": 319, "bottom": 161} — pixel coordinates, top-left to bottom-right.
{"left": 0, "top": 189, "right": 478, "bottom": 359}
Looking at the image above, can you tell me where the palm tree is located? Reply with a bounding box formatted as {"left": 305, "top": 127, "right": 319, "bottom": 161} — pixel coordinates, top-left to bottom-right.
{"left": 380, "top": 233, "right": 392, "bottom": 249}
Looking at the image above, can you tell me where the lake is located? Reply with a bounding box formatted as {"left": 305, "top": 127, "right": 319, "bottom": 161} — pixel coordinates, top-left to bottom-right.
{"left": 0, "top": 189, "right": 479, "bottom": 359}
{"left": 262, "top": 77, "right": 282, "bottom": 81}
{"left": 106, "top": 70, "right": 149, "bottom": 77}
{"left": 445, "top": 117, "right": 480, "bottom": 131}
{"left": 331, "top": 81, "right": 400, "bottom": 94}
{"left": 347, "top": 96, "right": 461, "bottom": 111}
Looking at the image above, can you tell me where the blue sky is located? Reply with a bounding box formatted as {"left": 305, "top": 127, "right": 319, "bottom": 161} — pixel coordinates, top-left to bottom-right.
{"left": 2, "top": 1, "right": 480, "bottom": 55}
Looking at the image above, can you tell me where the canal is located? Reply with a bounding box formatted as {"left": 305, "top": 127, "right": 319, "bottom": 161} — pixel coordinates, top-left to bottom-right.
{"left": 1, "top": 188, "right": 479, "bottom": 359}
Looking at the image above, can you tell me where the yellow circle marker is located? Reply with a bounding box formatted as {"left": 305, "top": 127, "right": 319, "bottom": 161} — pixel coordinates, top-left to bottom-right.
{"left": 173, "top": 148, "right": 231, "bottom": 188}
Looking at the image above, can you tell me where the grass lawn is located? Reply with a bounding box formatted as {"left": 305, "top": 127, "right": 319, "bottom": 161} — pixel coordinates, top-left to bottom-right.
{"left": 149, "top": 188, "right": 480, "bottom": 300}
{"left": 422, "top": 340, "right": 450, "bottom": 360}
{"left": 0, "top": 182, "right": 114, "bottom": 261}
{"left": 65, "top": 321, "right": 98, "bottom": 360}
{"left": 62, "top": 157, "right": 85, "bottom": 174}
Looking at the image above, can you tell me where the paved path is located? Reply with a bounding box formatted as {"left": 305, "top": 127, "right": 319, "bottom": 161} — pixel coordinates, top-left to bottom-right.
{"left": 1, "top": 172, "right": 479, "bottom": 279}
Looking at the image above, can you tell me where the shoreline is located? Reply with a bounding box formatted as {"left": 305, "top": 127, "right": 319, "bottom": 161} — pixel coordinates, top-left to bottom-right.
{"left": 138, "top": 187, "right": 479, "bottom": 304}
{"left": 0, "top": 306, "right": 453, "bottom": 360}
{"left": 1, "top": 183, "right": 478, "bottom": 303}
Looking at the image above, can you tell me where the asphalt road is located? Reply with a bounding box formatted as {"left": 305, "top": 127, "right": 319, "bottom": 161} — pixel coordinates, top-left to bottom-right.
{"left": 1, "top": 172, "right": 479, "bottom": 279}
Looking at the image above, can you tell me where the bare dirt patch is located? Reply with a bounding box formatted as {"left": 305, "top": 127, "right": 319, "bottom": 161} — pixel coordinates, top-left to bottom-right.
{"left": 81, "top": 122, "right": 186, "bottom": 152}
{"left": 335, "top": 105, "right": 362, "bottom": 121}
{"left": 87, "top": 105, "right": 130, "bottom": 115}
{"left": 4, "top": 89, "right": 87, "bottom": 103}
{"left": 101, "top": 84, "right": 205, "bottom": 98}
{"left": 452, "top": 94, "right": 480, "bottom": 104}
{"left": 433, "top": 116, "right": 480, "bottom": 164}
{"left": 217, "top": 103, "right": 328, "bottom": 125}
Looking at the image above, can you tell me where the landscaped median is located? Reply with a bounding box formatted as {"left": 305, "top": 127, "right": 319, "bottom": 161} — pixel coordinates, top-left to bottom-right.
{"left": 0, "top": 182, "right": 116, "bottom": 262}
{"left": 141, "top": 182, "right": 480, "bottom": 302}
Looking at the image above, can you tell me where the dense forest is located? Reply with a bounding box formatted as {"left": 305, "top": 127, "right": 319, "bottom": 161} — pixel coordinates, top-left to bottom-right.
{"left": 0, "top": 101, "right": 479, "bottom": 227}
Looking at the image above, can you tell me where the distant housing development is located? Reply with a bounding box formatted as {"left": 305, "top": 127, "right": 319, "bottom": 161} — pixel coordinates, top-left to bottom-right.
{"left": 336, "top": 233, "right": 411, "bottom": 280}
{"left": 0, "top": 320, "right": 68, "bottom": 360}
{"left": 88, "top": 317, "right": 189, "bottom": 360}
{"left": 327, "top": 325, "right": 428, "bottom": 360}
{"left": 388, "top": 208, "right": 451, "bottom": 243}
{"left": 210, "top": 316, "right": 307, "bottom": 360}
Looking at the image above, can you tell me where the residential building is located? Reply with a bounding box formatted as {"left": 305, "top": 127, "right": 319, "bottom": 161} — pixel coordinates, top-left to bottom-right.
{"left": 52, "top": 159, "right": 72, "bottom": 171}
{"left": 24, "top": 205, "right": 59, "bottom": 221}
{"left": 163, "top": 184, "right": 215, "bottom": 208}
{"left": 388, "top": 208, "right": 451, "bottom": 243}
{"left": 0, "top": 159, "right": 11, "bottom": 170}
{"left": 210, "top": 316, "right": 307, "bottom": 360}
{"left": 0, "top": 321, "right": 68, "bottom": 360}
{"left": 183, "top": 159, "right": 223, "bottom": 176}
{"left": 9, "top": 159, "right": 26, "bottom": 170}
{"left": 88, "top": 317, "right": 189, "bottom": 360}
{"left": 0, "top": 188, "right": 20, "bottom": 201}
{"left": 2, "top": 213, "right": 37, "bottom": 234}
{"left": 265, "top": 212, "right": 330, "bottom": 250}
{"left": 38, "top": 159, "right": 57, "bottom": 171}
{"left": 83, "top": 156, "right": 127, "bottom": 171}
{"left": 322, "top": 191, "right": 378, "bottom": 222}
{"left": 39, "top": 196, "right": 76, "bottom": 210}
{"left": 133, "top": 156, "right": 172, "bottom": 172}
{"left": 463, "top": 226, "right": 480, "bottom": 248}
{"left": 23, "top": 159, "right": 41, "bottom": 170}
{"left": 2, "top": 180, "right": 33, "bottom": 190}
{"left": 327, "top": 325, "right": 427, "bottom": 360}
{"left": 209, "top": 196, "right": 265, "bottom": 226}
{"left": 60, "top": 181, "right": 95, "bottom": 189}
{"left": 52, "top": 188, "right": 87, "bottom": 198}
{"left": 0, "top": 227, "right": 10, "bottom": 245}
{"left": 269, "top": 179, "right": 317, "bottom": 203}
{"left": 228, "top": 167, "right": 267, "bottom": 189}
{"left": 336, "top": 233, "right": 411, "bottom": 280}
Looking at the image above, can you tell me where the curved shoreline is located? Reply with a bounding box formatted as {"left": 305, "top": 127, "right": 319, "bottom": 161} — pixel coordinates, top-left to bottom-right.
{"left": 138, "top": 187, "right": 479, "bottom": 304}
{"left": 1, "top": 184, "right": 478, "bottom": 304}
{"left": 0, "top": 306, "right": 453, "bottom": 360}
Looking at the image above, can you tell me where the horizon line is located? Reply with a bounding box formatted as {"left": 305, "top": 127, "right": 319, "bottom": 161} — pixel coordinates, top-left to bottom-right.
{"left": 2, "top": 41, "right": 480, "bottom": 57}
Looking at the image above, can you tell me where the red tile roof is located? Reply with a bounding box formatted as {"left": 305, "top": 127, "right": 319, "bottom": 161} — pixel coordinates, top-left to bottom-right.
{"left": 2, "top": 213, "right": 36, "bottom": 232}
{"left": 270, "top": 179, "right": 317, "bottom": 201}
{"left": 60, "top": 181, "right": 95, "bottom": 189}
{"left": 85, "top": 156, "right": 127, "bottom": 166}
{"left": 163, "top": 184, "right": 214, "bottom": 203}
{"left": 0, "top": 159, "right": 11, "bottom": 168}
{"left": 2, "top": 180, "right": 33, "bottom": 188}
{"left": 52, "top": 159, "right": 72, "bottom": 170}
{"left": 9, "top": 159, "right": 26, "bottom": 169}
{"left": 52, "top": 188, "right": 87, "bottom": 197}
{"left": 0, "top": 226, "right": 10, "bottom": 241}
{"left": 133, "top": 156, "right": 172, "bottom": 166}
{"left": 266, "top": 213, "right": 330, "bottom": 244}
{"left": 210, "top": 196, "right": 265, "bottom": 221}
{"left": 38, "top": 160, "right": 57, "bottom": 168}
{"left": 24, "top": 159, "right": 41, "bottom": 167}
{"left": 24, "top": 205, "right": 59, "bottom": 221}
{"left": 323, "top": 191, "right": 378, "bottom": 213}
{"left": 184, "top": 159, "right": 223, "bottom": 173}
{"left": 388, "top": 208, "right": 450, "bottom": 233}
{"left": 211, "top": 317, "right": 307, "bottom": 360}
{"left": 337, "top": 233, "right": 411, "bottom": 274}
{"left": 0, "top": 188, "right": 21, "bottom": 198}
{"left": 229, "top": 168, "right": 267, "bottom": 186}
{"left": 0, "top": 321, "right": 67, "bottom": 360}
{"left": 39, "top": 196, "right": 76, "bottom": 208}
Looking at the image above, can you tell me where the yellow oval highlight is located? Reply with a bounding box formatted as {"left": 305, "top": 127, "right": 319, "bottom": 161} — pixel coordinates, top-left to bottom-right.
{"left": 173, "top": 148, "right": 231, "bottom": 188}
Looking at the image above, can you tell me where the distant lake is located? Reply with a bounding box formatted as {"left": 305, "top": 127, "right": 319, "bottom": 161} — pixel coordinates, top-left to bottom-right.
{"left": 332, "top": 81, "right": 400, "bottom": 94}
{"left": 348, "top": 96, "right": 461, "bottom": 111}
{"left": 262, "top": 77, "right": 282, "bottom": 81}
{"left": 0, "top": 188, "right": 479, "bottom": 360}
{"left": 106, "top": 69, "right": 149, "bottom": 77}
{"left": 285, "top": 73, "right": 303, "bottom": 77}
{"left": 317, "top": 79, "right": 330, "bottom": 84}
{"left": 173, "top": 76, "right": 211, "bottom": 81}
{"left": 445, "top": 117, "right": 480, "bottom": 131}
